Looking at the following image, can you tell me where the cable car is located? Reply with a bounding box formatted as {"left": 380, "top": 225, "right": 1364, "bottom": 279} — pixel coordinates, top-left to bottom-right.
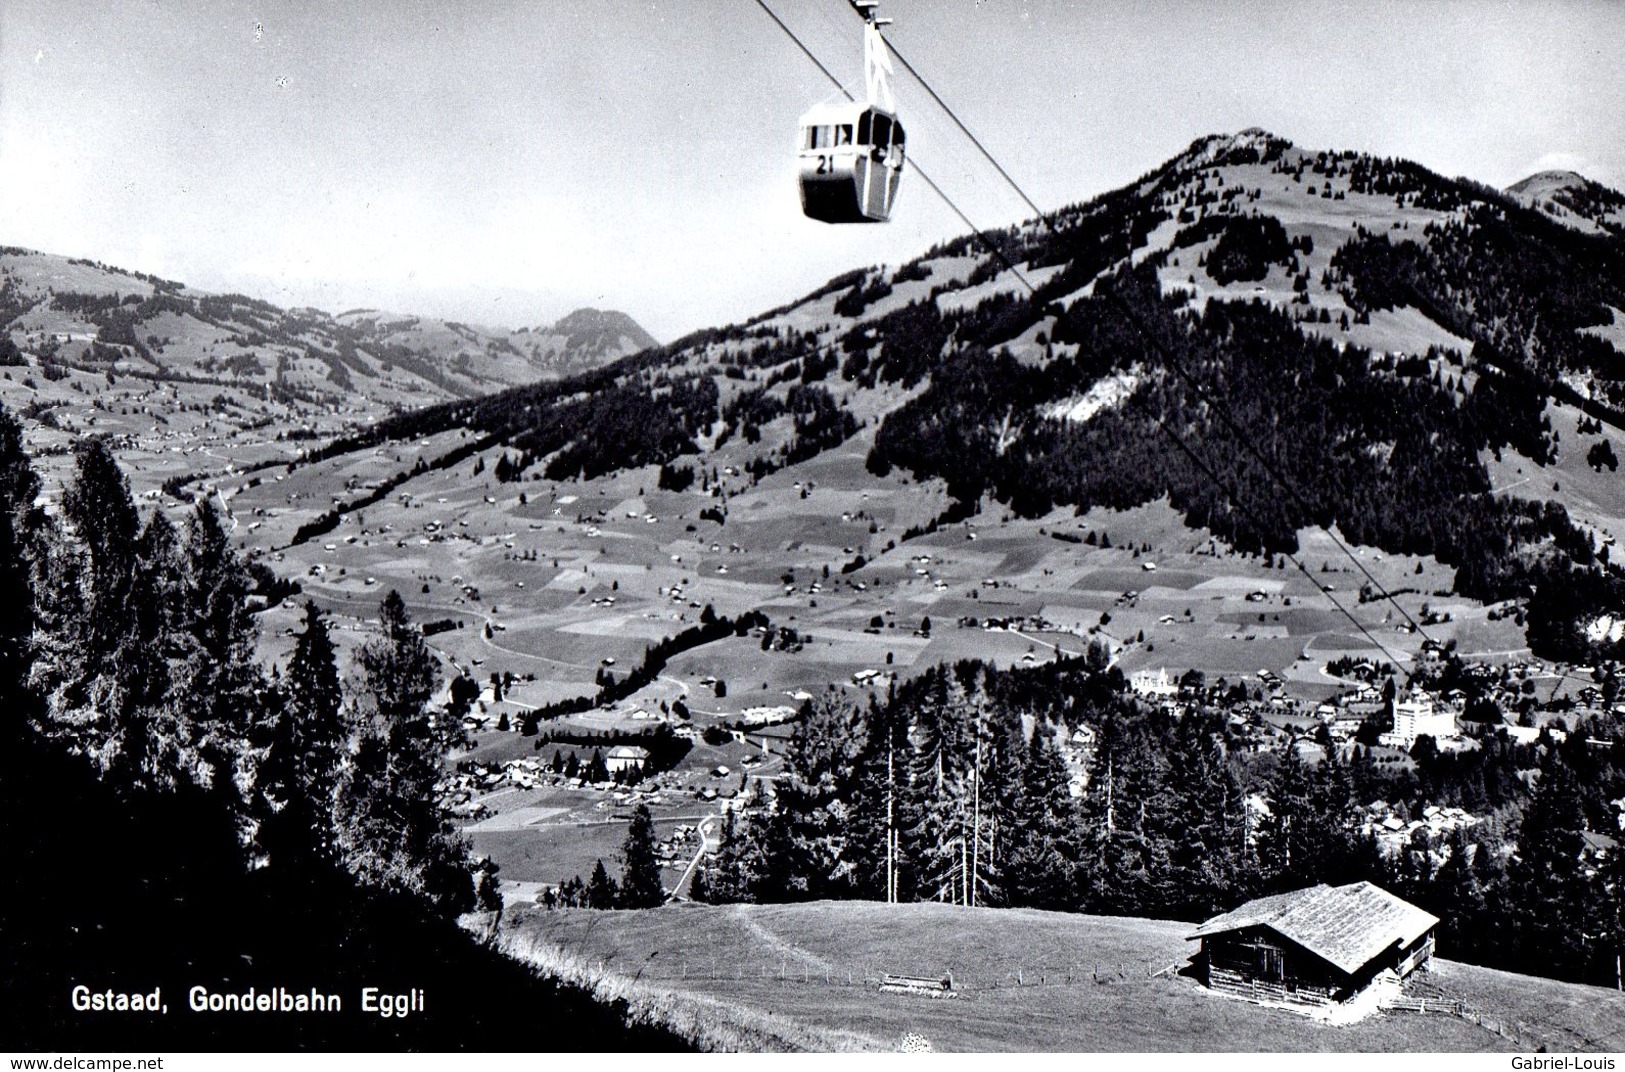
{"left": 798, "top": 2, "right": 905, "bottom": 223}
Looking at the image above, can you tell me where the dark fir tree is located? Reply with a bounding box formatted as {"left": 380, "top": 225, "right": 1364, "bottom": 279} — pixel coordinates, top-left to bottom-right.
{"left": 0, "top": 404, "right": 42, "bottom": 955}
{"left": 754, "top": 698, "right": 866, "bottom": 900}
{"left": 0, "top": 406, "right": 40, "bottom": 707}
{"left": 842, "top": 696, "right": 915, "bottom": 901}
{"left": 1257, "top": 737, "right": 1317, "bottom": 890}
{"left": 1077, "top": 712, "right": 1172, "bottom": 916}
{"left": 336, "top": 591, "right": 473, "bottom": 914}
{"left": 1506, "top": 756, "right": 1607, "bottom": 983}
{"left": 693, "top": 808, "right": 758, "bottom": 904}
{"left": 586, "top": 859, "right": 619, "bottom": 910}
{"left": 618, "top": 804, "right": 665, "bottom": 908}
{"left": 902, "top": 670, "right": 980, "bottom": 904}
{"left": 176, "top": 497, "right": 267, "bottom": 802}
{"left": 966, "top": 704, "right": 1028, "bottom": 908}
{"left": 1163, "top": 709, "right": 1252, "bottom": 918}
{"left": 113, "top": 510, "right": 190, "bottom": 792}
{"left": 34, "top": 439, "right": 142, "bottom": 760}
{"left": 261, "top": 601, "right": 346, "bottom": 869}
{"left": 1005, "top": 723, "right": 1079, "bottom": 911}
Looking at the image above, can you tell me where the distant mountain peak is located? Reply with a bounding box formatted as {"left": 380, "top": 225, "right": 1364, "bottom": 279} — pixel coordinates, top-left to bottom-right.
{"left": 1507, "top": 170, "right": 1590, "bottom": 195}
{"left": 1178, "top": 129, "right": 1295, "bottom": 170}
{"left": 1507, "top": 169, "right": 1625, "bottom": 236}
{"left": 545, "top": 308, "right": 659, "bottom": 352}
{"left": 0, "top": 247, "right": 657, "bottom": 406}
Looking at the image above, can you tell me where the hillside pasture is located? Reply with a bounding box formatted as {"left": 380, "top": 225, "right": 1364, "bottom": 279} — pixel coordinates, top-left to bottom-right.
{"left": 498, "top": 900, "right": 1546, "bottom": 1052}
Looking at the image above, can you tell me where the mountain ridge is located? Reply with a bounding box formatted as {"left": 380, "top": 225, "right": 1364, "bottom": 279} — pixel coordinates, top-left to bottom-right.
{"left": 294, "top": 128, "right": 1625, "bottom": 662}
{"left": 0, "top": 245, "right": 656, "bottom": 409}
{"left": 4, "top": 130, "right": 1624, "bottom": 665}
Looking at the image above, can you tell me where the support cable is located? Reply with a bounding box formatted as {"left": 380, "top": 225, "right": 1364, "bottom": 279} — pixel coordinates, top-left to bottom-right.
{"left": 750, "top": 0, "right": 1445, "bottom": 671}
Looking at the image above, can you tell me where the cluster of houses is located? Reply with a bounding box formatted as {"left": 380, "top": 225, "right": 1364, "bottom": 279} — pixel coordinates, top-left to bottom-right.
{"left": 1130, "top": 643, "right": 1621, "bottom": 753}
{"left": 441, "top": 747, "right": 657, "bottom": 818}
{"left": 653, "top": 823, "right": 702, "bottom": 868}
{"left": 1358, "top": 801, "right": 1480, "bottom": 858}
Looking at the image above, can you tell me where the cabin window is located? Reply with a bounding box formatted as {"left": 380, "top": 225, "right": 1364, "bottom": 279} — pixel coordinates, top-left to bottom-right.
{"left": 805, "top": 125, "right": 837, "bottom": 150}
{"left": 857, "top": 112, "right": 871, "bottom": 144}
{"left": 835, "top": 124, "right": 853, "bottom": 146}
{"left": 871, "top": 114, "right": 891, "bottom": 147}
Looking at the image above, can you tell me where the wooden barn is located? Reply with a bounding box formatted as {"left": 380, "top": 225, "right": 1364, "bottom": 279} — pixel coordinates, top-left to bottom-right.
{"left": 1189, "top": 882, "right": 1438, "bottom": 1009}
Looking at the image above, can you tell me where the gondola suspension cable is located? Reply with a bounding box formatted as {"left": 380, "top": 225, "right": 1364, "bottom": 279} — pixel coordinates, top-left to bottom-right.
{"left": 1099, "top": 287, "right": 1440, "bottom": 644}
{"left": 752, "top": 0, "right": 1037, "bottom": 289}
{"left": 827, "top": 5, "right": 1447, "bottom": 650}
{"left": 824, "top": 2, "right": 1442, "bottom": 645}
{"left": 874, "top": 38, "right": 1047, "bottom": 223}
{"left": 1118, "top": 376, "right": 1415, "bottom": 670}
{"left": 753, "top": 0, "right": 1449, "bottom": 669}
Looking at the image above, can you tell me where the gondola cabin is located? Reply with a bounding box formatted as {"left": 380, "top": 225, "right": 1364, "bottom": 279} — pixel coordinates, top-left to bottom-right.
{"left": 798, "top": 102, "right": 905, "bottom": 223}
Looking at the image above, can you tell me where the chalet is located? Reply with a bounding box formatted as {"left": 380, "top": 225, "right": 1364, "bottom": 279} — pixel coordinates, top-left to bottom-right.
{"left": 1189, "top": 882, "right": 1437, "bottom": 1011}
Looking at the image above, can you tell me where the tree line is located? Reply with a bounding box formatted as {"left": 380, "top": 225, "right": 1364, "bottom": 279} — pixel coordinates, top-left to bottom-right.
{"left": 0, "top": 406, "right": 680, "bottom": 1047}
{"left": 694, "top": 656, "right": 1625, "bottom": 988}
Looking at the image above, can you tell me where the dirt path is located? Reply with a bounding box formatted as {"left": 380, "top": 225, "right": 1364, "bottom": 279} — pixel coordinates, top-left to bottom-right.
{"left": 730, "top": 905, "right": 835, "bottom": 973}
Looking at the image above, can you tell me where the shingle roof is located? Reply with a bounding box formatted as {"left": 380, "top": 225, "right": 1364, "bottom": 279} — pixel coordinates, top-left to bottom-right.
{"left": 1189, "top": 882, "right": 1438, "bottom": 975}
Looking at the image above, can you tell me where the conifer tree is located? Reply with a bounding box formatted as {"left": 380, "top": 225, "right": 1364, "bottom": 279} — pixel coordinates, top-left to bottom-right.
{"left": 1077, "top": 712, "right": 1171, "bottom": 915}
{"left": 0, "top": 405, "right": 42, "bottom": 889}
{"left": 903, "top": 669, "right": 980, "bottom": 903}
{"left": 176, "top": 497, "right": 266, "bottom": 791}
{"left": 1257, "top": 736, "right": 1317, "bottom": 889}
{"left": 112, "top": 510, "right": 192, "bottom": 791}
{"left": 61, "top": 440, "right": 140, "bottom": 650}
{"left": 0, "top": 406, "right": 40, "bottom": 707}
{"left": 618, "top": 804, "right": 665, "bottom": 908}
{"left": 336, "top": 591, "right": 472, "bottom": 914}
{"left": 32, "top": 440, "right": 197, "bottom": 789}
{"left": 35, "top": 440, "right": 142, "bottom": 757}
{"left": 694, "top": 808, "right": 760, "bottom": 904}
{"left": 1425, "top": 825, "right": 1488, "bottom": 961}
{"left": 261, "top": 601, "right": 346, "bottom": 868}
{"left": 843, "top": 696, "right": 915, "bottom": 901}
{"left": 586, "top": 859, "right": 619, "bottom": 909}
{"left": 1506, "top": 756, "right": 1606, "bottom": 981}
{"left": 972, "top": 706, "right": 1030, "bottom": 908}
{"left": 1006, "top": 723, "right": 1080, "bottom": 910}
{"left": 757, "top": 697, "right": 866, "bottom": 900}
{"left": 1163, "top": 710, "right": 1251, "bottom": 917}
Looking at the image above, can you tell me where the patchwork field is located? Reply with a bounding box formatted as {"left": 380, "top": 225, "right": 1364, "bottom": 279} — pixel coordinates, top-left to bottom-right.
{"left": 83, "top": 416, "right": 1559, "bottom": 893}
{"left": 12, "top": 357, "right": 1581, "bottom": 901}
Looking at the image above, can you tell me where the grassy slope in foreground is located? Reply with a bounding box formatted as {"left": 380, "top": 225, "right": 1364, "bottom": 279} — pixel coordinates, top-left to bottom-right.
{"left": 498, "top": 900, "right": 1625, "bottom": 1052}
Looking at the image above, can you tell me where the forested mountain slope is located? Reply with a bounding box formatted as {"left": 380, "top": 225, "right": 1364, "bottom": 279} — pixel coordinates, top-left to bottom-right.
{"left": 307, "top": 129, "right": 1625, "bottom": 662}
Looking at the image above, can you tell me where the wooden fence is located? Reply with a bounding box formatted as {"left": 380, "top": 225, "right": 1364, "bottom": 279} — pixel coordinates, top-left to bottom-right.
{"left": 1386, "top": 988, "right": 1527, "bottom": 1046}
{"left": 625, "top": 956, "right": 1191, "bottom": 996}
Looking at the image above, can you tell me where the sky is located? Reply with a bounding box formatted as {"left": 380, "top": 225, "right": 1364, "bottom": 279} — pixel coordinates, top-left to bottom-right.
{"left": 2, "top": 0, "right": 1621, "bottom": 342}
